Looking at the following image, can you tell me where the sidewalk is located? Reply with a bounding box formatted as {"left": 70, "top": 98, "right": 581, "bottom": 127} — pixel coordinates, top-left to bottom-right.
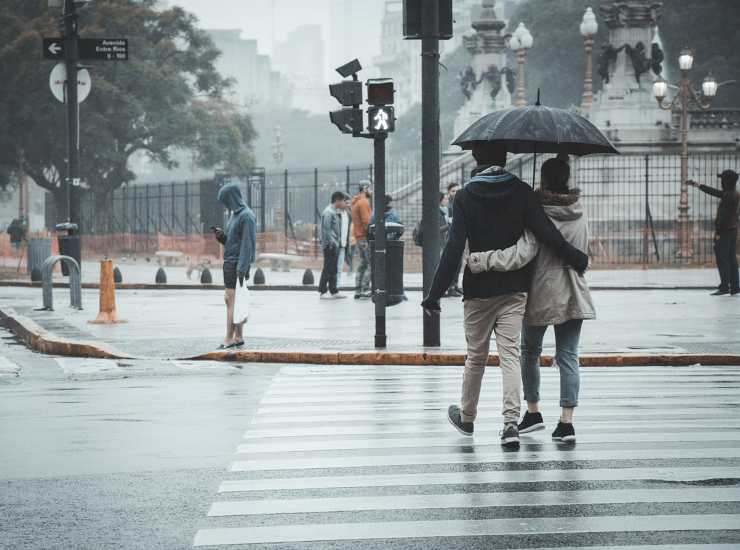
{"left": 1, "top": 285, "right": 738, "bottom": 362}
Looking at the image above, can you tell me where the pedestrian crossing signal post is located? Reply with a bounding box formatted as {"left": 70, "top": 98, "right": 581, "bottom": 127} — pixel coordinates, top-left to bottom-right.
{"left": 329, "top": 61, "right": 396, "bottom": 348}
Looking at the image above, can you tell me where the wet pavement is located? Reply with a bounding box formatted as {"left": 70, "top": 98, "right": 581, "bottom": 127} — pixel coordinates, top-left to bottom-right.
{"left": 1, "top": 328, "right": 740, "bottom": 549}
{"left": 2, "top": 285, "right": 739, "bottom": 359}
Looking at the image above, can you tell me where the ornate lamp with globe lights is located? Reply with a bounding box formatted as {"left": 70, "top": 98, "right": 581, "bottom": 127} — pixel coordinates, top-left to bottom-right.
{"left": 652, "top": 48, "right": 734, "bottom": 259}
{"left": 580, "top": 7, "right": 598, "bottom": 110}
{"left": 509, "top": 22, "right": 534, "bottom": 107}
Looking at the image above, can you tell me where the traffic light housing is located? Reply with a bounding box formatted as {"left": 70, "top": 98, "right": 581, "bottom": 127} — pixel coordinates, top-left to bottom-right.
{"left": 329, "top": 80, "right": 362, "bottom": 107}
{"left": 403, "top": 0, "right": 453, "bottom": 40}
{"left": 366, "top": 79, "right": 395, "bottom": 106}
{"left": 330, "top": 108, "right": 363, "bottom": 134}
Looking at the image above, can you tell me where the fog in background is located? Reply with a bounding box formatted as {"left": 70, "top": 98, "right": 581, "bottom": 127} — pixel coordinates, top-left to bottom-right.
{"left": 172, "top": 0, "right": 385, "bottom": 82}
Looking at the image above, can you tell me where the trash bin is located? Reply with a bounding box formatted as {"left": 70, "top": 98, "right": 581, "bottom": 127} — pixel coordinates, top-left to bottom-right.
{"left": 55, "top": 223, "right": 80, "bottom": 277}
{"left": 369, "top": 222, "right": 406, "bottom": 307}
{"left": 27, "top": 237, "right": 51, "bottom": 275}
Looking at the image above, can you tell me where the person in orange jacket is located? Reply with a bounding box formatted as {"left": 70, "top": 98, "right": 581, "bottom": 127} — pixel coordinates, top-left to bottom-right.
{"left": 351, "top": 182, "right": 372, "bottom": 299}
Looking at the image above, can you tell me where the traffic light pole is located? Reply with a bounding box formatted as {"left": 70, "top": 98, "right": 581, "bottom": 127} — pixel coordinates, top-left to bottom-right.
{"left": 63, "top": 0, "right": 80, "bottom": 227}
{"left": 373, "top": 133, "right": 387, "bottom": 349}
{"left": 421, "top": 1, "right": 441, "bottom": 347}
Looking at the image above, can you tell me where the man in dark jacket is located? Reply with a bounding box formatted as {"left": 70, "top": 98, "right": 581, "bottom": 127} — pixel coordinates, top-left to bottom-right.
{"left": 214, "top": 183, "right": 257, "bottom": 349}
{"left": 422, "top": 143, "right": 588, "bottom": 449}
{"left": 688, "top": 170, "right": 740, "bottom": 295}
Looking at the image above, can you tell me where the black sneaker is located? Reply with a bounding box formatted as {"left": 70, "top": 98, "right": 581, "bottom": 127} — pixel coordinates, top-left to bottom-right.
{"left": 731, "top": 289, "right": 740, "bottom": 296}
{"left": 500, "top": 423, "right": 520, "bottom": 449}
{"left": 447, "top": 405, "right": 473, "bottom": 436}
{"left": 518, "top": 411, "right": 545, "bottom": 434}
{"left": 711, "top": 289, "right": 730, "bottom": 296}
{"left": 552, "top": 421, "right": 576, "bottom": 442}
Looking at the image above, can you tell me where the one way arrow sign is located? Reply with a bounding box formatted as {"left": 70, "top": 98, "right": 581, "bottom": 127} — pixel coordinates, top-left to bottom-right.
{"left": 43, "top": 38, "right": 64, "bottom": 59}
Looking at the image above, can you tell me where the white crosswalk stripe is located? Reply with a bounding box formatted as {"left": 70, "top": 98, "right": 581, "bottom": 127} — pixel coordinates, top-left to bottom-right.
{"left": 194, "top": 365, "right": 740, "bottom": 548}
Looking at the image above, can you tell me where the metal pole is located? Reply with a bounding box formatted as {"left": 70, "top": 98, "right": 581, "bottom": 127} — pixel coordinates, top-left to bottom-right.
{"left": 422, "top": 0, "right": 441, "bottom": 347}
{"left": 515, "top": 49, "right": 527, "bottom": 107}
{"left": 314, "top": 168, "right": 319, "bottom": 258}
{"left": 677, "top": 74, "right": 693, "bottom": 259}
{"left": 345, "top": 165, "right": 351, "bottom": 195}
{"left": 63, "top": 0, "right": 80, "bottom": 229}
{"left": 260, "top": 175, "right": 266, "bottom": 233}
{"left": 581, "top": 35, "right": 594, "bottom": 110}
{"left": 643, "top": 155, "right": 649, "bottom": 265}
{"left": 283, "top": 168, "right": 289, "bottom": 253}
{"left": 373, "top": 135, "right": 387, "bottom": 349}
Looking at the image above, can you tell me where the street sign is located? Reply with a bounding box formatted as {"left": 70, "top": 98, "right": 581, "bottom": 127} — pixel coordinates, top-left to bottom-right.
{"left": 43, "top": 37, "right": 128, "bottom": 61}
{"left": 78, "top": 38, "right": 128, "bottom": 61}
{"left": 49, "top": 63, "right": 91, "bottom": 104}
{"left": 43, "top": 38, "right": 64, "bottom": 60}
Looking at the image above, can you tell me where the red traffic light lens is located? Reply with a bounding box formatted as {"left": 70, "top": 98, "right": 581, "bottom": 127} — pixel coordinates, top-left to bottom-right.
{"left": 367, "top": 79, "right": 394, "bottom": 106}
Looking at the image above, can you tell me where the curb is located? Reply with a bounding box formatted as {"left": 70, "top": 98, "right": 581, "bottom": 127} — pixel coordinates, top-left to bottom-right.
{"left": 0, "top": 281, "right": 717, "bottom": 292}
{"left": 0, "top": 309, "right": 131, "bottom": 360}
{"left": 192, "top": 349, "right": 740, "bottom": 367}
{"left": 2, "top": 308, "right": 737, "bottom": 367}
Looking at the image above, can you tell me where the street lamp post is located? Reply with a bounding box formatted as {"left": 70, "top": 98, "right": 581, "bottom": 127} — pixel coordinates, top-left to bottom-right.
{"left": 509, "top": 22, "right": 533, "bottom": 107}
{"left": 580, "top": 7, "right": 598, "bottom": 110}
{"left": 652, "top": 49, "right": 732, "bottom": 259}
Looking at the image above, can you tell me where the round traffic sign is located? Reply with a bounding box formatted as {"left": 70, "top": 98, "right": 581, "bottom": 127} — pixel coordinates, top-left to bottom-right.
{"left": 49, "top": 63, "right": 91, "bottom": 104}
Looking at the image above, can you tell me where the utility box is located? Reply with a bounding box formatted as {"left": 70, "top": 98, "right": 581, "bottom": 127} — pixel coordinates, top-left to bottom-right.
{"left": 369, "top": 222, "right": 406, "bottom": 307}
{"left": 403, "top": 0, "right": 454, "bottom": 40}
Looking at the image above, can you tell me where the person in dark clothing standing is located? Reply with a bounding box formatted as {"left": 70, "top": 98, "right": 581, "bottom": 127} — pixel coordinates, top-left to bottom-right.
{"left": 421, "top": 143, "right": 589, "bottom": 449}
{"left": 688, "top": 170, "right": 739, "bottom": 295}
{"left": 319, "top": 191, "right": 348, "bottom": 299}
{"left": 214, "top": 183, "right": 257, "bottom": 349}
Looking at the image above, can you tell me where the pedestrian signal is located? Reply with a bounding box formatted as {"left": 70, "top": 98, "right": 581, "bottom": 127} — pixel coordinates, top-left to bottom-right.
{"left": 368, "top": 106, "right": 395, "bottom": 134}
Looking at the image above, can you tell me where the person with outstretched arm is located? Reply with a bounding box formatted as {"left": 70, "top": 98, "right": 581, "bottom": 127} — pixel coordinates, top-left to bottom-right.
{"left": 687, "top": 170, "right": 739, "bottom": 296}
{"left": 421, "top": 143, "right": 588, "bottom": 449}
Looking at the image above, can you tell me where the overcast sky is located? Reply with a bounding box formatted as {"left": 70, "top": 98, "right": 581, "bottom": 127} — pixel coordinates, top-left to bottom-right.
{"left": 172, "top": 0, "right": 385, "bottom": 71}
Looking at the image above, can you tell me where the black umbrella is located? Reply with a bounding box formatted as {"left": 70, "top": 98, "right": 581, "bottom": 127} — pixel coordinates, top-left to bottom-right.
{"left": 452, "top": 93, "right": 619, "bottom": 184}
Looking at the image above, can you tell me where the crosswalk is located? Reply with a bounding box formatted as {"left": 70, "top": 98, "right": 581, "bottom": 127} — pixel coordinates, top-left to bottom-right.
{"left": 194, "top": 365, "right": 740, "bottom": 549}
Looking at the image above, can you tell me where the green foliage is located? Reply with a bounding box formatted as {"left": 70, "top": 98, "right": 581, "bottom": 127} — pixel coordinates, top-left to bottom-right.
{"left": 0, "top": 0, "right": 256, "bottom": 206}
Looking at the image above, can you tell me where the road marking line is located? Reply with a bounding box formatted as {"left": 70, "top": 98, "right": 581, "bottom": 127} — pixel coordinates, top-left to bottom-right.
{"left": 218, "top": 466, "right": 740, "bottom": 493}
{"left": 193, "top": 514, "right": 740, "bottom": 546}
{"left": 230, "top": 447, "right": 740, "bottom": 472}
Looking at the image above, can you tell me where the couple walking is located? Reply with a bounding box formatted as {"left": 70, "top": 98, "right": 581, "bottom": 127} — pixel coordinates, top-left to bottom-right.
{"left": 422, "top": 144, "right": 593, "bottom": 449}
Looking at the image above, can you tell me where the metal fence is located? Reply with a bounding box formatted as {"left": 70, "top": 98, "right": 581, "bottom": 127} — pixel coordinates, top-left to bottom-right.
{"left": 72, "top": 152, "right": 739, "bottom": 265}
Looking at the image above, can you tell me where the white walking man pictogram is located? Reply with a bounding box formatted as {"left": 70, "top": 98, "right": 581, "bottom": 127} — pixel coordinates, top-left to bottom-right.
{"left": 373, "top": 109, "right": 390, "bottom": 131}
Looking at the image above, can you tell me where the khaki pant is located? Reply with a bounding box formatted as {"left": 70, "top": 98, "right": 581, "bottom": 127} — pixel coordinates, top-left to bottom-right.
{"left": 461, "top": 293, "right": 527, "bottom": 425}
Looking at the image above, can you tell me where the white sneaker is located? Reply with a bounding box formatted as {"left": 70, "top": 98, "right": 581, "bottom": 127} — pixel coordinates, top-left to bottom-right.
{"left": 320, "top": 293, "right": 330, "bottom": 300}
{"left": 330, "top": 293, "right": 347, "bottom": 299}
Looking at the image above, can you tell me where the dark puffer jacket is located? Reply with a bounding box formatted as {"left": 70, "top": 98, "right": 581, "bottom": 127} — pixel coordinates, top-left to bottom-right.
{"left": 426, "top": 165, "right": 589, "bottom": 302}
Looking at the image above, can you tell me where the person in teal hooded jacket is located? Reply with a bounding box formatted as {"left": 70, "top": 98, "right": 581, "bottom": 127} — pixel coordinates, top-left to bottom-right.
{"left": 214, "top": 183, "right": 257, "bottom": 349}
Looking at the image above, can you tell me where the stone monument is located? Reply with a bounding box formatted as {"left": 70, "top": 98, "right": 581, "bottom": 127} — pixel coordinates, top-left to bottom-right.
{"left": 452, "top": 0, "right": 515, "bottom": 143}
{"left": 587, "top": 0, "right": 672, "bottom": 145}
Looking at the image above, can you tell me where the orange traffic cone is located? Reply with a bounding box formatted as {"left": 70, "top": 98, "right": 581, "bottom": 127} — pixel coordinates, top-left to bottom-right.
{"left": 89, "top": 259, "right": 125, "bottom": 324}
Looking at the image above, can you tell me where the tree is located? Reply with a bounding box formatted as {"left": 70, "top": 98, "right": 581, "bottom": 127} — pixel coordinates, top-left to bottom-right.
{"left": 0, "top": 0, "right": 256, "bottom": 225}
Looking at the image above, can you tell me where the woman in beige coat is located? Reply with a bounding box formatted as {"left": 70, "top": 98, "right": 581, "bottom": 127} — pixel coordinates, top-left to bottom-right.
{"left": 468, "top": 157, "right": 594, "bottom": 443}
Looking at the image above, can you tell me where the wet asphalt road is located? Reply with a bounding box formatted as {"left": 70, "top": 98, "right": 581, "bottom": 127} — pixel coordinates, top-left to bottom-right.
{"left": 2, "top": 329, "right": 740, "bottom": 549}
{"left": 0, "top": 328, "right": 276, "bottom": 549}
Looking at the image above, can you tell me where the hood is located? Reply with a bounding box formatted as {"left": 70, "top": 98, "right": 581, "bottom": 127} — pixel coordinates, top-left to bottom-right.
{"left": 464, "top": 166, "right": 521, "bottom": 202}
{"left": 217, "top": 182, "right": 246, "bottom": 212}
{"left": 538, "top": 188, "right": 583, "bottom": 221}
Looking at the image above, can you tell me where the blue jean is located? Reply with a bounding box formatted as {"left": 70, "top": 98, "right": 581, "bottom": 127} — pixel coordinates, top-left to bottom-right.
{"left": 520, "top": 319, "right": 583, "bottom": 408}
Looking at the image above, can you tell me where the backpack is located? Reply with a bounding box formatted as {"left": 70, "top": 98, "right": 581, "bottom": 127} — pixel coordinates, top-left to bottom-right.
{"left": 412, "top": 221, "right": 423, "bottom": 246}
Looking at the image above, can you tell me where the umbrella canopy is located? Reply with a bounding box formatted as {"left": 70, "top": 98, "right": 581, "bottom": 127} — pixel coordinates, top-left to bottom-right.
{"left": 452, "top": 103, "right": 619, "bottom": 156}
